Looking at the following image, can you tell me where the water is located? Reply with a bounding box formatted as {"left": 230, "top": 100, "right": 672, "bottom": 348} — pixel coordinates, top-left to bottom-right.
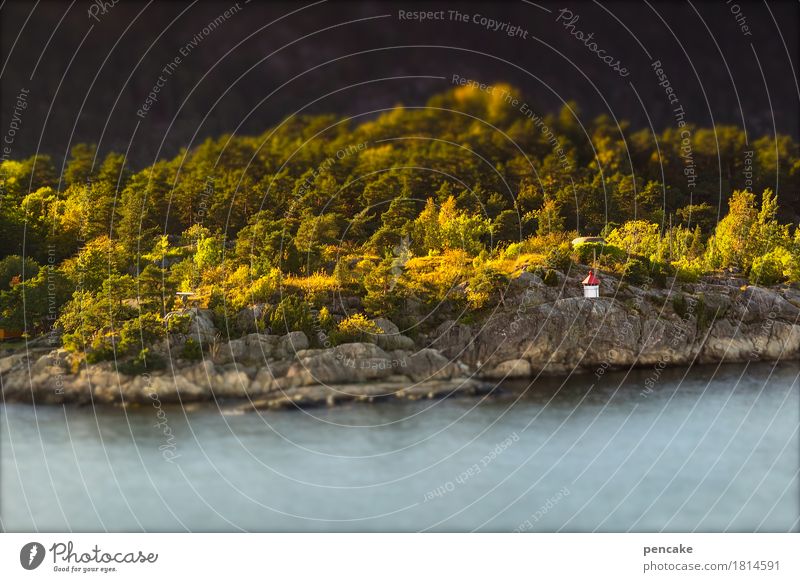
{"left": 2, "top": 362, "right": 798, "bottom": 532}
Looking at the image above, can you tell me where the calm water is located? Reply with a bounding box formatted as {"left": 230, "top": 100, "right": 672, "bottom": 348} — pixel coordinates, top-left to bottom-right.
{"left": 2, "top": 362, "right": 798, "bottom": 532}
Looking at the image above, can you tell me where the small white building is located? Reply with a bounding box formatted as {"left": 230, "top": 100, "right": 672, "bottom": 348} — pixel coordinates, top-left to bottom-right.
{"left": 582, "top": 270, "right": 600, "bottom": 298}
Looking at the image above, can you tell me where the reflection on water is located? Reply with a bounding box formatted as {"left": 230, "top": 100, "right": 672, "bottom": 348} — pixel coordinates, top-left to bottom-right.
{"left": 2, "top": 361, "right": 798, "bottom": 532}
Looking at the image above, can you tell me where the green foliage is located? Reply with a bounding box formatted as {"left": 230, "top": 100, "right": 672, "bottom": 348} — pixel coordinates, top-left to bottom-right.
{"left": 61, "top": 236, "right": 127, "bottom": 292}
{"left": 317, "top": 306, "right": 335, "bottom": 334}
{"left": 675, "top": 203, "right": 716, "bottom": 233}
{"left": 0, "top": 255, "right": 40, "bottom": 290}
{"left": 85, "top": 335, "right": 116, "bottom": 364}
{"left": 411, "top": 196, "right": 490, "bottom": 255}
{"left": 492, "top": 209, "right": 523, "bottom": 243}
{"left": 57, "top": 275, "right": 137, "bottom": 354}
{"left": 545, "top": 243, "right": 573, "bottom": 273}
{"left": 695, "top": 295, "right": 718, "bottom": 332}
{"left": 574, "top": 242, "right": 626, "bottom": 266}
{"left": 118, "top": 312, "right": 165, "bottom": 355}
{"left": 467, "top": 262, "right": 508, "bottom": 309}
{"left": 648, "top": 260, "right": 673, "bottom": 288}
{"left": 180, "top": 338, "right": 203, "bottom": 361}
{"left": 331, "top": 313, "right": 383, "bottom": 344}
{"left": 621, "top": 258, "right": 651, "bottom": 286}
{"left": 542, "top": 269, "right": 560, "bottom": 287}
{"left": 532, "top": 196, "right": 564, "bottom": 236}
{"left": 167, "top": 313, "right": 192, "bottom": 334}
{"left": 119, "top": 348, "right": 166, "bottom": 375}
{"left": 749, "top": 248, "right": 790, "bottom": 286}
{"left": 363, "top": 257, "right": 404, "bottom": 317}
{"left": 0, "top": 266, "right": 70, "bottom": 331}
{"left": 295, "top": 213, "right": 340, "bottom": 270}
{"left": 672, "top": 257, "right": 704, "bottom": 283}
{"left": 194, "top": 230, "right": 223, "bottom": 271}
{"left": 706, "top": 189, "right": 792, "bottom": 277}
{"left": 270, "top": 295, "right": 313, "bottom": 335}
{"left": 606, "top": 221, "right": 661, "bottom": 259}
{"left": 4, "top": 87, "right": 800, "bottom": 349}
{"left": 63, "top": 143, "right": 97, "bottom": 186}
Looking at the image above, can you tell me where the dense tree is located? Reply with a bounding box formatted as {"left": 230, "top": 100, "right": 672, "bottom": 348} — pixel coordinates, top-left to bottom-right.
{"left": 0, "top": 85, "right": 798, "bottom": 360}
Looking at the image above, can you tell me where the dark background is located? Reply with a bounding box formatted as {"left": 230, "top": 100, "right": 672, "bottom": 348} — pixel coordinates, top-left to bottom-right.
{"left": 1, "top": 0, "right": 798, "bottom": 167}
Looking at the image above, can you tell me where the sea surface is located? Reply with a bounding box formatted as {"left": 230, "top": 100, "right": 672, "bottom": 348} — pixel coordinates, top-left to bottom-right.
{"left": 2, "top": 361, "right": 798, "bottom": 532}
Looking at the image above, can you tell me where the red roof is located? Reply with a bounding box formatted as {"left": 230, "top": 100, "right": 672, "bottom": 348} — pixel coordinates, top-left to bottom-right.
{"left": 582, "top": 270, "right": 600, "bottom": 285}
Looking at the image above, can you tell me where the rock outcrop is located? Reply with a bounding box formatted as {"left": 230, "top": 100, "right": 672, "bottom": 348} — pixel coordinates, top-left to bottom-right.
{"left": 434, "top": 274, "right": 800, "bottom": 379}
{"left": 2, "top": 276, "right": 798, "bottom": 409}
{"left": 0, "top": 332, "right": 487, "bottom": 409}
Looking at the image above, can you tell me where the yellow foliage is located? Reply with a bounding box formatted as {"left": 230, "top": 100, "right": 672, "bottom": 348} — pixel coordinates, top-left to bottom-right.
{"left": 337, "top": 313, "right": 383, "bottom": 336}
{"left": 283, "top": 271, "right": 338, "bottom": 295}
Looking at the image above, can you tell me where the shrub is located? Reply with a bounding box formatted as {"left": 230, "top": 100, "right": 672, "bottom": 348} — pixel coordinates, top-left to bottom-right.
{"left": 545, "top": 243, "right": 572, "bottom": 273}
{"left": 695, "top": 295, "right": 717, "bottom": 332}
{"left": 648, "top": 260, "right": 673, "bottom": 288}
{"left": 575, "top": 242, "right": 626, "bottom": 266}
{"left": 331, "top": 313, "right": 383, "bottom": 344}
{"left": 85, "top": 334, "right": 116, "bottom": 363}
{"left": 362, "top": 257, "right": 405, "bottom": 317}
{"left": 621, "top": 258, "right": 650, "bottom": 286}
{"left": 525, "top": 264, "right": 546, "bottom": 278}
{"left": 181, "top": 337, "right": 203, "bottom": 361}
{"left": 0, "top": 255, "right": 40, "bottom": 290}
{"left": 270, "top": 295, "right": 313, "bottom": 335}
{"left": 119, "top": 348, "right": 165, "bottom": 375}
{"left": 749, "top": 248, "right": 790, "bottom": 286}
{"left": 542, "top": 269, "right": 560, "bottom": 286}
{"left": 504, "top": 242, "right": 523, "bottom": 259}
{"left": 467, "top": 265, "right": 508, "bottom": 309}
{"left": 317, "top": 306, "right": 335, "bottom": 333}
{"left": 606, "top": 221, "right": 660, "bottom": 258}
{"left": 672, "top": 257, "right": 704, "bottom": 283}
{"left": 167, "top": 312, "right": 192, "bottom": 334}
{"left": 118, "top": 312, "right": 165, "bottom": 355}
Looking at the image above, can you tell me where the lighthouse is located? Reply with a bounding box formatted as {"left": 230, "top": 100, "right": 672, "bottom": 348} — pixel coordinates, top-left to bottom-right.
{"left": 582, "top": 270, "right": 600, "bottom": 298}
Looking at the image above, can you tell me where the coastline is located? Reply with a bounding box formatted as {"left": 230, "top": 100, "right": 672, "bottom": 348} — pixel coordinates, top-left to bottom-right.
{"left": 2, "top": 269, "right": 799, "bottom": 410}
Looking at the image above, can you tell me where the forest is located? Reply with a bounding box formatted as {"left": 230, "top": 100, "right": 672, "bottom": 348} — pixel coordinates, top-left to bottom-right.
{"left": 1, "top": 83, "right": 799, "bottom": 368}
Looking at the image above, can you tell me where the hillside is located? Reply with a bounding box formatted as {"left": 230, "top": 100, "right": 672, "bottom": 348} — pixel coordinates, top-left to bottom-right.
{"left": 0, "top": 85, "right": 799, "bottom": 377}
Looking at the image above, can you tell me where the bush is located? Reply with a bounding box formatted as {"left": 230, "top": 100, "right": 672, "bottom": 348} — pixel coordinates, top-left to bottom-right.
{"left": 0, "top": 255, "right": 40, "bottom": 290}
{"left": 270, "top": 295, "right": 313, "bottom": 335}
{"left": 363, "top": 258, "right": 404, "bottom": 318}
{"left": 525, "top": 265, "right": 546, "bottom": 278}
{"left": 467, "top": 265, "right": 508, "bottom": 309}
{"left": 118, "top": 312, "right": 165, "bottom": 355}
{"left": 545, "top": 243, "right": 572, "bottom": 273}
{"left": 649, "top": 260, "right": 673, "bottom": 288}
{"left": 606, "top": 221, "right": 660, "bottom": 258}
{"left": 331, "top": 313, "right": 383, "bottom": 344}
{"left": 167, "top": 312, "right": 192, "bottom": 334}
{"left": 542, "top": 269, "right": 560, "bottom": 286}
{"left": 574, "top": 242, "right": 626, "bottom": 266}
{"left": 85, "top": 334, "right": 116, "bottom": 364}
{"left": 119, "top": 348, "right": 165, "bottom": 375}
{"left": 749, "top": 249, "right": 790, "bottom": 286}
{"left": 180, "top": 337, "right": 203, "bottom": 361}
{"left": 695, "top": 295, "right": 718, "bottom": 331}
{"left": 672, "top": 257, "right": 704, "bottom": 283}
{"left": 621, "top": 258, "right": 650, "bottom": 286}
{"left": 504, "top": 242, "right": 523, "bottom": 259}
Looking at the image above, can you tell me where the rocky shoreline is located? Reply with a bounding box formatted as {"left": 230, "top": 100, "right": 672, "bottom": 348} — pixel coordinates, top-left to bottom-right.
{"left": 2, "top": 268, "right": 799, "bottom": 410}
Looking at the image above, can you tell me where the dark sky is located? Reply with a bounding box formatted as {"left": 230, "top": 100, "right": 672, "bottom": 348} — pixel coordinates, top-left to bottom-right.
{"left": 1, "top": 0, "right": 798, "bottom": 167}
